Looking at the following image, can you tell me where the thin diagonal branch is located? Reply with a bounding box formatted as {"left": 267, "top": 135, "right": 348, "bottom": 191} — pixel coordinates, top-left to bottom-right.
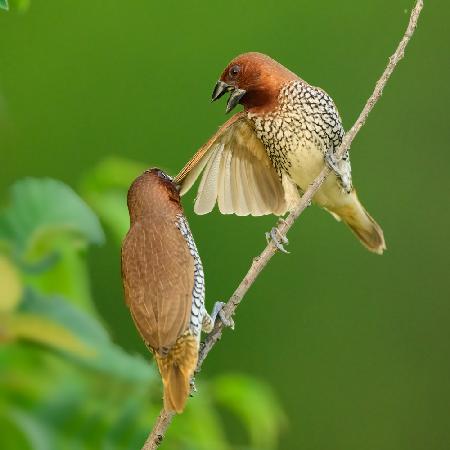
{"left": 142, "top": 1, "right": 423, "bottom": 448}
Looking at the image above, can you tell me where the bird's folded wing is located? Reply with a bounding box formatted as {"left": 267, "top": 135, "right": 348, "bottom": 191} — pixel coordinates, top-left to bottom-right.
{"left": 121, "top": 220, "right": 193, "bottom": 352}
{"left": 175, "top": 112, "right": 290, "bottom": 216}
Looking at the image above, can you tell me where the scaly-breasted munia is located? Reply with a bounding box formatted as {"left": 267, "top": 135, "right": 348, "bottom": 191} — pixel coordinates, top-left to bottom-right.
{"left": 121, "top": 169, "right": 228, "bottom": 413}
{"left": 175, "top": 52, "right": 385, "bottom": 254}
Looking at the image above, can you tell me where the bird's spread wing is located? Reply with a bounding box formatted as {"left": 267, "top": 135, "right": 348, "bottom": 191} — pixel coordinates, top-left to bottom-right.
{"left": 175, "top": 112, "right": 290, "bottom": 216}
{"left": 121, "top": 219, "right": 193, "bottom": 353}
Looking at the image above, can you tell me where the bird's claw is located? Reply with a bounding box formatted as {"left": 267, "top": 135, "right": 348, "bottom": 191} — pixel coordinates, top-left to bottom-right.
{"left": 266, "top": 227, "right": 289, "bottom": 254}
{"left": 211, "top": 301, "right": 235, "bottom": 330}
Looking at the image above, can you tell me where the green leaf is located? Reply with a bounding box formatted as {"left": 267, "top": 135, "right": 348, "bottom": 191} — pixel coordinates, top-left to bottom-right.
{"left": 211, "top": 374, "right": 286, "bottom": 450}
{"left": 24, "top": 237, "right": 96, "bottom": 313}
{"left": 3, "top": 313, "right": 94, "bottom": 357}
{"left": 0, "top": 256, "right": 23, "bottom": 313}
{"left": 7, "top": 408, "right": 55, "bottom": 450}
{"left": 79, "top": 157, "right": 148, "bottom": 244}
{"left": 0, "top": 178, "right": 104, "bottom": 262}
{"left": 0, "top": 0, "right": 9, "bottom": 11}
{"left": 19, "top": 289, "right": 107, "bottom": 344}
{"left": 0, "top": 411, "right": 32, "bottom": 450}
{"left": 16, "top": 289, "right": 156, "bottom": 382}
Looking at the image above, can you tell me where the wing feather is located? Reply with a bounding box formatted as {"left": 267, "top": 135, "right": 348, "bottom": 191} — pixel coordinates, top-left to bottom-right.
{"left": 175, "top": 112, "right": 290, "bottom": 217}
{"left": 243, "top": 154, "right": 262, "bottom": 215}
{"left": 217, "top": 144, "right": 234, "bottom": 214}
{"left": 179, "top": 150, "right": 214, "bottom": 196}
{"left": 230, "top": 149, "right": 241, "bottom": 213}
{"left": 121, "top": 218, "right": 193, "bottom": 353}
{"left": 195, "top": 143, "right": 223, "bottom": 215}
{"left": 235, "top": 151, "right": 252, "bottom": 215}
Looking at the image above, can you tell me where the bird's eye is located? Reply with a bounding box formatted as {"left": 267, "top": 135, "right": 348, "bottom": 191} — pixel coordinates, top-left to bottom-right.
{"left": 229, "top": 65, "right": 241, "bottom": 77}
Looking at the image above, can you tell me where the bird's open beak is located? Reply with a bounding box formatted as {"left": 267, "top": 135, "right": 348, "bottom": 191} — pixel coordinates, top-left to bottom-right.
{"left": 211, "top": 80, "right": 246, "bottom": 114}
{"left": 211, "top": 80, "right": 230, "bottom": 101}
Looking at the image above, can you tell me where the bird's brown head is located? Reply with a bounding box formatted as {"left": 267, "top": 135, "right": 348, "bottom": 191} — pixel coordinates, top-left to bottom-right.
{"left": 212, "top": 52, "right": 298, "bottom": 114}
{"left": 127, "top": 168, "right": 181, "bottom": 223}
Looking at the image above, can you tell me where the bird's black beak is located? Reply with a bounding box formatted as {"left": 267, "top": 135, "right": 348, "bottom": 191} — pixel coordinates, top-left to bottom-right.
{"left": 211, "top": 80, "right": 246, "bottom": 114}
{"left": 211, "top": 80, "right": 230, "bottom": 102}
{"left": 225, "top": 88, "right": 246, "bottom": 114}
{"left": 156, "top": 169, "right": 173, "bottom": 182}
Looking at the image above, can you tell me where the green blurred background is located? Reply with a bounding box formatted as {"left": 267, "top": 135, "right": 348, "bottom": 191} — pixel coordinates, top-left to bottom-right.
{"left": 1, "top": 0, "right": 449, "bottom": 449}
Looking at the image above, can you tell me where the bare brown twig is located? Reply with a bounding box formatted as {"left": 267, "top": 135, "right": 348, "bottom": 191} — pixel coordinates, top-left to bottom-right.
{"left": 142, "top": 1, "right": 423, "bottom": 448}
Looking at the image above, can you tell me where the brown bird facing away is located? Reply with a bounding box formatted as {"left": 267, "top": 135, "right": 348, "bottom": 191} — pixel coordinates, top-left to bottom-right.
{"left": 175, "top": 52, "right": 386, "bottom": 254}
{"left": 121, "top": 169, "right": 231, "bottom": 413}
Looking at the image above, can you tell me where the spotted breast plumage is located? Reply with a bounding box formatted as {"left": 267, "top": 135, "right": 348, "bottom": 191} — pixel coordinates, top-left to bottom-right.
{"left": 175, "top": 52, "right": 385, "bottom": 254}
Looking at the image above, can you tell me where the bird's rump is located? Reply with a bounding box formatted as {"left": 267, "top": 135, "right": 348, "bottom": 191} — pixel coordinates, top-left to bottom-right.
{"left": 175, "top": 113, "right": 291, "bottom": 216}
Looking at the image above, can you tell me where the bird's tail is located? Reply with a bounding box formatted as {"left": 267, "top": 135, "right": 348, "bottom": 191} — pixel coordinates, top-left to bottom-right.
{"left": 155, "top": 332, "right": 198, "bottom": 413}
{"left": 329, "top": 192, "right": 386, "bottom": 255}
